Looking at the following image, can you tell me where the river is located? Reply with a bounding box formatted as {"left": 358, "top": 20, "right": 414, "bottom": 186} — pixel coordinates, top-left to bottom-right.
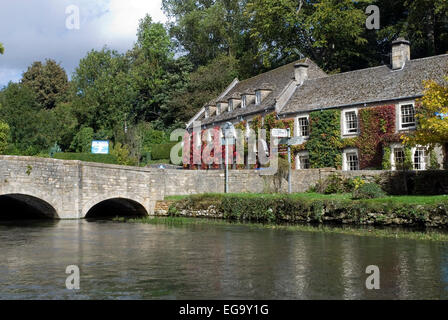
{"left": 0, "top": 219, "right": 448, "bottom": 299}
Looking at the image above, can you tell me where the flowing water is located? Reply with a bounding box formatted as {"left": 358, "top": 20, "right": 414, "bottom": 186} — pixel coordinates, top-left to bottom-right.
{"left": 1, "top": 219, "right": 448, "bottom": 299}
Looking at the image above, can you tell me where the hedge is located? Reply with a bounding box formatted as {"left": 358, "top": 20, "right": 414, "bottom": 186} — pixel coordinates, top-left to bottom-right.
{"left": 53, "top": 152, "right": 118, "bottom": 164}
{"left": 148, "top": 142, "right": 179, "bottom": 160}
{"left": 168, "top": 194, "right": 448, "bottom": 228}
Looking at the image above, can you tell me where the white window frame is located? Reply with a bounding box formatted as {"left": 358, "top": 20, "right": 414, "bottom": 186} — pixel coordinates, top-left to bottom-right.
{"left": 295, "top": 115, "right": 310, "bottom": 138}
{"left": 342, "top": 109, "right": 359, "bottom": 136}
{"left": 390, "top": 143, "right": 405, "bottom": 171}
{"left": 412, "top": 146, "right": 427, "bottom": 171}
{"left": 342, "top": 148, "right": 359, "bottom": 171}
{"left": 398, "top": 101, "right": 416, "bottom": 130}
{"left": 242, "top": 95, "right": 247, "bottom": 108}
{"left": 255, "top": 91, "right": 261, "bottom": 105}
{"left": 295, "top": 151, "right": 310, "bottom": 170}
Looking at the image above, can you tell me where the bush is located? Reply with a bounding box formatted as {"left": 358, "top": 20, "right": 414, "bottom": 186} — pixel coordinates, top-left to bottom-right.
{"left": 352, "top": 183, "right": 386, "bottom": 200}
{"left": 313, "top": 174, "right": 365, "bottom": 194}
{"left": 53, "top": 152, "right": 117, "bottom": 164}
{"left": 110, "top": 142, "right": 137, "bottom": 166}
{"left": 148, "top": 142, "right": 178, "bottom": 160}
{"left": 70, "top": 127, "right": 94, "bottom": 153}
{"left": 0, "top": 121, "right": 10, "bottom": 154}
{"left": 169, "top": 193, "right": 448, "bottom": 227}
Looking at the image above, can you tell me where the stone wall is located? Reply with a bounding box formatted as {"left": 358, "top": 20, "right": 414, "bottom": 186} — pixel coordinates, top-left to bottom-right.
{"left": 2, "top": 155, "right": 447, "bottom": 220}
{"left": 162, "top": 168, "right": 384, "bottom": 196}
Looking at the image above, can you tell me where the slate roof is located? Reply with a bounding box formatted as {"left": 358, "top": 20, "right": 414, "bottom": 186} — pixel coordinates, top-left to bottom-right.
{"left": 280, "top": 54, "right": 448, "bottom": 115}
{"left": 201, "top": 58, "right": 328, "bottom": 125}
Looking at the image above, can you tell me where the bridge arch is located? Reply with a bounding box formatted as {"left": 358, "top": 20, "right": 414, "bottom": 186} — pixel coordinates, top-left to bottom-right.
{"left": 0, "top": 194, "right": 59, "bottom": 219}
{"left": 83, "top": 195, "right": 149, "bottom": 219}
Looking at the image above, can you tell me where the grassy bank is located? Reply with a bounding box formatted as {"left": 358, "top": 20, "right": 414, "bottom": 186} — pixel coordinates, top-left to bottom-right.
{"left": 113, "top": 216, "right": 448, "bottom": 242}
{"left": 165, "top": 193, "right": 448, "bottom": 204}
{"left": 163, "top": 193, "right": 448, "bottom": 228}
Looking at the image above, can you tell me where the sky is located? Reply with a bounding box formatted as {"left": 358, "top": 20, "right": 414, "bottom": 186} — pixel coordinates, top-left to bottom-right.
{"left": 0, "top": 0, "right": 168, "bottom": 88}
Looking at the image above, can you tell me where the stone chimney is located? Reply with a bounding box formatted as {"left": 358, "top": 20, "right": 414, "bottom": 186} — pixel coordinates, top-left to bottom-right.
{"left": 391, "top": 38, "right": 411, "bottom": 70}
{"left": 294, "top": 63, "right": 309, "bottom": 85}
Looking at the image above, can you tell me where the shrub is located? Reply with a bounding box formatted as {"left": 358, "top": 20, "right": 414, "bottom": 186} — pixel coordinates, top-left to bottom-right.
{"left": 70, "top": 127, "right": 94, "bottom": 153}
{"left": 313, "top": 174, "right": 365, "bottom": 194}
{"left": 352, "top": 183, "right": 386, "bottom": 200}
{"left": 148, "top": 142, "right": 178, "bottom": 160}
{"left": 0, "top": 121, "right": 10, "bottom": 154}
{"left": 428, "top": 150, "right": 440, "bottom": 170}
{"left": 53, "top": 152, "right": 117, "bottom": 164}
{"left": 110, "top": 142, "right": 137, "bottom": 166}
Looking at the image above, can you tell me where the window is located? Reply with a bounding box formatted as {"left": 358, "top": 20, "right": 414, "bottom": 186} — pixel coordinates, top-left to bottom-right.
{"left": 393, "top": 147, "right": 405, "bottom": 169}
{"left": 343, "top": 149, "right": 359, "bottom": 171}
{"left": 228, "top": 100, "right": 233, "bottom": 112}
{"left": 297, "top": 153, "right": 310, "bottom": 169}
{"left": 400, "top": 103, "right": 416, "bottom": 129}
{"left": 242, "top": 96, "right": 247, "bottom": 108}
{"left": 255, "top": 91, "right": 261, "bottom": 105}
{"left": 297, "top": 116, "right": 310, "bottom": 137}
{"left": 344, "top": 110, "right": 358, "bottom": 135}
{"left": 413, "top": 147, "right": 426, "bottom": 170}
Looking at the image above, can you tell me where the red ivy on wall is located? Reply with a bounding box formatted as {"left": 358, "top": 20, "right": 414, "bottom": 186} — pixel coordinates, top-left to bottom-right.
{"left": 356, "top": 105, "right": 396, "bottom": 169}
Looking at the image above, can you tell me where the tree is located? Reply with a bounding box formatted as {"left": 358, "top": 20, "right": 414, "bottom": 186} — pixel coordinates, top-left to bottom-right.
{"left": 72, "top": 47, "right": 136, "bottom": 134}
{"left": 0, "top": 121, "right": 9, "bottom": 154}
{"left": 128, "top": 15, "right": 175, "bottom": 122}
{"left": 162, "top": 0, "right": 257, "bottom": 74}
{"left": 246, "top": 0, "right": 372, "bottom": 72}
{"left": 163, "top": 54, "right": 239, "bottom": 124}
{"left": 22, "top": 59, "right": 69, "bottom": 109}
{"left": 403, "top": 76, "right": 448, "bottom": 148}
{"left": 0, "top": 43, "right": 4, "bottom": 55}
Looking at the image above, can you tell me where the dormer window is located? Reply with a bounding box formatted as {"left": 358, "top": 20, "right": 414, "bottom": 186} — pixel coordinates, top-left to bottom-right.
{"left": 242, "top": 96, "right": 247, "bottom": 108}
{"left": 255, "top": 91, "right": 261, "bottom": 105}
{"left": 216, "top": 103, "right": 221, "bottom": 115}
{"left": 228, "top": 100, "right": 233, "bottom": 112}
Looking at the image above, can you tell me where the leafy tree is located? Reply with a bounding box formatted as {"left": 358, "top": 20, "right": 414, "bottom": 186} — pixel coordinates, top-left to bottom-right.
{"left": 21, "top": 59, "right": 69, "bottom": 109}
{"left": 0, "top": 43, "right": 4, "bottom": 55}
{"left": 403, "top": 76, "right": 448, "bottom": 148}
{"left": 111, "top": 142, "right": 137, "bottom": 166}
{"left": 0, "top": 121, "right": 9, "bottom": 154}
{"left": 0, "top": 83, "right": 44, "bottom": 152}
{"left": 72, "top": 47, "right": 136, "bottom": 134}
{"left": 69, "top": 127, "right": 94, "bottom": 153}
{"left": 164, "top": 54, "right": 239, "bottom": 124}
{"left": 246, "top": 0, "right": 372, "bottom": 72}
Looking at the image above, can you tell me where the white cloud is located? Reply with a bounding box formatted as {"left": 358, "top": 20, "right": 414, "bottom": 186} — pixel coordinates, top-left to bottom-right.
{"left": 0, "top": 0, "right": 167, "bottom": 87}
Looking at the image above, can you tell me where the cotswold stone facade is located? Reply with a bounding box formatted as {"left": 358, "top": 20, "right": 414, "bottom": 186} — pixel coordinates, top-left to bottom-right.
{"left": 186, "top": 38, "right": 448, "bottom": 171}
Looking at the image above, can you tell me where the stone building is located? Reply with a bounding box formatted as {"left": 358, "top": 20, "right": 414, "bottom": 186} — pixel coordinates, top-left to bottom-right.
{"left": 186, "top": 39, "right": 448, "bottom": 171}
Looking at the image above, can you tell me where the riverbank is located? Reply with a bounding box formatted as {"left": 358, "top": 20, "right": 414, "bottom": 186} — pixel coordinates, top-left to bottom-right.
{"left": 154, "top": 193, "right": 448, "bottom": 228}
{"left": 113, "top": 216, "right": 448, "bottom": 242}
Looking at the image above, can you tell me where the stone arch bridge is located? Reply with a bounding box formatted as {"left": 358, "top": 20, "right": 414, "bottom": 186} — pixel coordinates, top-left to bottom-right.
{"left": 0, "top": 156, "right": 165, "bottom": 219}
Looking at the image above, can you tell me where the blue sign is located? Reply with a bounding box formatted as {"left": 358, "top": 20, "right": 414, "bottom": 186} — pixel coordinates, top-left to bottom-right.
{"left": 435, "top": 112, "right": 448, "bottom": 119}
{"left": 91, "top": 140, "right": 109, "bottom": 154}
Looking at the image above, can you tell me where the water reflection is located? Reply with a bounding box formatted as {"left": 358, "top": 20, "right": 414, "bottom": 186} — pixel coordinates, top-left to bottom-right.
{"left": 0, "top": 219, "right": 447, "bottom": 299}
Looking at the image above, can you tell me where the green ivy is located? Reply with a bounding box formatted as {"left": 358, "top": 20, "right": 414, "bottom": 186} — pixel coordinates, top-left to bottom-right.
{"left": 429, "top": 150, "right": 440, "bottom": 170}
{"left": 382, "top": 146, "right": 391, "bottom": 170}
{"left": 307, "top": 110, "right": 342, "bottom": 169}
